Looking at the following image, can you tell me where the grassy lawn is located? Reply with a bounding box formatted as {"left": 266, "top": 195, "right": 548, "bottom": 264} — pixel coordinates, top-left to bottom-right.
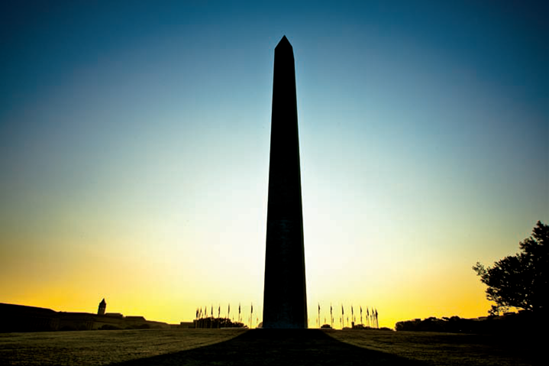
{"left": 0, "top": 329, "right": 246, "bottom": 366}
{"left": 327, "top": 329, "right": 539, "bottom": 366}
{"left": 0, "top": 328, "right": 540, "bottom": 365}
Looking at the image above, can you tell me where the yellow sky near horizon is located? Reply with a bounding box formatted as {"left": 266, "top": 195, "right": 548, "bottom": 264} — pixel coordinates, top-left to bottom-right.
{"left": 0, "top": 209, "right": 520, "bottom": 329}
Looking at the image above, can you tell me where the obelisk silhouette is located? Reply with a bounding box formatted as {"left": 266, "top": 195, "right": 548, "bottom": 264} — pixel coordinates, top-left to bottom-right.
{"left": 263, "top": 36, "right": 308, "bottom": 329}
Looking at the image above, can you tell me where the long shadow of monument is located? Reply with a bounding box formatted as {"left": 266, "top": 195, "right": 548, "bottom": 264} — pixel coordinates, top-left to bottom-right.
{"left": 109, "top": 329, "right": 427, "bottom": 366}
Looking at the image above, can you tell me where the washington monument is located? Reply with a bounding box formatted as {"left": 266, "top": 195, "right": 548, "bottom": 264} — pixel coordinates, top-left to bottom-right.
{"left": 262, "top": 36, "right": 308, "bottom": 329}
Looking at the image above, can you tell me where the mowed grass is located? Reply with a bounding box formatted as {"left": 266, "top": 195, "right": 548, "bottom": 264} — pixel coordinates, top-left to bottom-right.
{"left": 327, "top": 329, "right": 540, "bottom": 366}
{"left": 0, "top": 328, "right": 541, "bottom": 365}
{"left": 0, "top": 328, "right": 246, "bottom": 366}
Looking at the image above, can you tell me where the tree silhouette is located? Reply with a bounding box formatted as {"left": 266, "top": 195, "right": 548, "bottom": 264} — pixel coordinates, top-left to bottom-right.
{"left": 473, "top": 221, "right": 548, "bottom": 315}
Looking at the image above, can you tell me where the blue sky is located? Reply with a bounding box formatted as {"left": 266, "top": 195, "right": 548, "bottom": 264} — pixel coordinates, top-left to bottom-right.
{"left": 0, "top": 0, "right": 547, "bottom": 327}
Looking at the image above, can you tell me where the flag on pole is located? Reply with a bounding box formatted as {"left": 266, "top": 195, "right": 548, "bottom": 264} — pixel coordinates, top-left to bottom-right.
{"left": 250, "top": 303, "right": 254, "bottom": 328}
{"left": 318, "top": 303, "right": 321, "bottom": 327}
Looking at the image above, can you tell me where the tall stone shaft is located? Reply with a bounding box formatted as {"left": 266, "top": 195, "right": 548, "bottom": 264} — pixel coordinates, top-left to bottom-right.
{"left": 263, "top": 36, "right": 307, "bottom": 329}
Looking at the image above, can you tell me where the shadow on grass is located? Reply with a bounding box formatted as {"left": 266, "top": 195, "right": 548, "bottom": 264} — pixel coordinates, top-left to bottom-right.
{"left": 109, "top": 329, "right": 427, "bottom": 365}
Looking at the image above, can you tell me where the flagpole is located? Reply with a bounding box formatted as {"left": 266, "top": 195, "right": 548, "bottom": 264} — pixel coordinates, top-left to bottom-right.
{"left": 318, "top": 303, "right": 320, "bottom": 328}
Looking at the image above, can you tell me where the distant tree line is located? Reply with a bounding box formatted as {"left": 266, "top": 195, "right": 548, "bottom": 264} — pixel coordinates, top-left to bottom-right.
{"left": 395, "top": 313, "right": 537, "bottom": 334}
{"left": 193, "top": 317, "right": 246, "bottom": 329}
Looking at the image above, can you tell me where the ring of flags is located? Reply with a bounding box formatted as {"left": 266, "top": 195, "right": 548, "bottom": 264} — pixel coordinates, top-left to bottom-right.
{"left": 194, "top": 303, "right": 380, "bottom": 329}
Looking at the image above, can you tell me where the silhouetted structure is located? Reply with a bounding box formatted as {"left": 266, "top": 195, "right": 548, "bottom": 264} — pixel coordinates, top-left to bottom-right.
{"left": 98, "top": 298, "right": 106, "bottom": 315}
{"left": 263, "top": 36, "right": 308, "bottom": 329}
{"left": 0, "top": 303, "right": 170, "bottom": 332}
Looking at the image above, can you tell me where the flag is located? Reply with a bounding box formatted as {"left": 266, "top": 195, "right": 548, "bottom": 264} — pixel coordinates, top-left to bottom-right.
{"left": 351, "top": 306, "right": 354, "bottom": 317}
{"left": 239, "top": 303, "right": 241, "bottom": 315}
{"left": 251, "top": 303, "right": 254, "bottom": 314}
{"left": 318, "top": 303, "right": 321, "bottom": 327}
{"left": 330, "top": 304, "right": 333, "bottom": 316}
{"left": 342, "top": 305, "right": 344, "bottom": 315}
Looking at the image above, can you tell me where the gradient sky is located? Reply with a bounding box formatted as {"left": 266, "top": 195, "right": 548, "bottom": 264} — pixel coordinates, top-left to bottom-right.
{"left": 1, "top": 0, "right": 547, "bottom": 329}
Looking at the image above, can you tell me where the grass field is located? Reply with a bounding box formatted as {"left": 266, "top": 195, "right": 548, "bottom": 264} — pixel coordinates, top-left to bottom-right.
{"left": 327, "top": 329, "right": 540, "bottom": 366}
{"left": 0, "top": 329, "right": 245, "bottom": 365}
{"left": 0, "top": 328, "right": 540, "bottom": 365}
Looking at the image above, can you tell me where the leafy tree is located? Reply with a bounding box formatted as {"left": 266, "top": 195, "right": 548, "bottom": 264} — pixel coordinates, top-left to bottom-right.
{"left": 473, "top": 221, "right": 548, "bottom": 315}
